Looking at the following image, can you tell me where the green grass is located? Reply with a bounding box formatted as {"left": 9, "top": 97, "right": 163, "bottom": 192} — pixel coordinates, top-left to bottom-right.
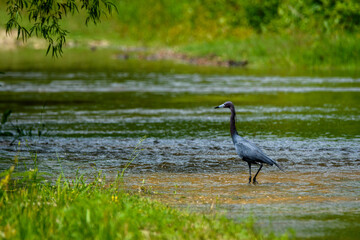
{"left": 179, "top": 33, "right": 360, "bottom": 70}
{"left": 0, "top": 159, "right": 288, "bottom": 240}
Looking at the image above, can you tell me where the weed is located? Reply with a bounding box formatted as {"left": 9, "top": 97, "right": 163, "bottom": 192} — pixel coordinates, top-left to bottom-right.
{"left": 173, "top": 183, "right": 178, "bottom": 195}
{"left": 115, "top": 135, "right": 146, "bottom": 182}
{"left": 0, "top": 108, "right": 49, "bottom": 145}
{"left": 138, "top": 178, "right": 155, "bottom": 194}
{"left": 0, "top": 110, "right": 13, "bottom": 136}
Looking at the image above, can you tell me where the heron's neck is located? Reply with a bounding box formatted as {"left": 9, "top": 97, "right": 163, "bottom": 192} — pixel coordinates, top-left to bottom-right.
{"left": 230, "top": 106, "right": 238, "bottom": 136}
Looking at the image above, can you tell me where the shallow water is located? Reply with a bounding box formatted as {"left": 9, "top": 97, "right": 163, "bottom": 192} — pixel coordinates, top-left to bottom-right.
{"left": 0, "top": 68, "right": 359, "bottom": 239}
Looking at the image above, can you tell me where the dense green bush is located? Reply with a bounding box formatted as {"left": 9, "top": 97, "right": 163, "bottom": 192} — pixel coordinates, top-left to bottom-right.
{"left": 243, "top": 0, "right": 280, "bottom": 32}
{"left": 276, "top": 0, "right": 360, "bottom": 32}
{"left": 113, "top": 0, "right": 360, "bottom": 41}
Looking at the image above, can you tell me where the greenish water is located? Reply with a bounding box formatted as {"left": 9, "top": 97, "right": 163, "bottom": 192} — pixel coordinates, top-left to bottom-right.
{"left": 0, "top": 65, "right": 359, "bottom": 239}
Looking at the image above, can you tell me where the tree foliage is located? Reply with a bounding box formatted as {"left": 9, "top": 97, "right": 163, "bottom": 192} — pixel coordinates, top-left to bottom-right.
{"left": 6, "top": 0, "right": 116, "bottom": 57}
{"left": 114, "top": 0, "right": 360, "bottom": 42}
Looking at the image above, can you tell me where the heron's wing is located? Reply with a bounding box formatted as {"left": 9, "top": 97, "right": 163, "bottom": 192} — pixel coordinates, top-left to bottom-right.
{"left": 233, "top": 137, "right": 283, "bottom": 170}
{"left": 234, "top": 140, "right": 272, "bottom": 164}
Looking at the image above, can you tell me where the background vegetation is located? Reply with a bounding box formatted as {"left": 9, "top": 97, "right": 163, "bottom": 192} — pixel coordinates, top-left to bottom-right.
{"left": 1, "top": 0, "right": 360, "bottom": 70}
{"left": 113, "top": 0, "right": 360, "bottom": 41}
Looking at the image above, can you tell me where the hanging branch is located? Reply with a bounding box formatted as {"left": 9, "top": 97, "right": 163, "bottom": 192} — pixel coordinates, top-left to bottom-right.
{"left": 5, "top": 0, "right": 117, "bottom": 57}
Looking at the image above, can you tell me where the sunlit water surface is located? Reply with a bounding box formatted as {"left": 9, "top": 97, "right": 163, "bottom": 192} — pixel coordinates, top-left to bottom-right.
{"left": 1, "top": 70, "right": 359, "bottom": 239}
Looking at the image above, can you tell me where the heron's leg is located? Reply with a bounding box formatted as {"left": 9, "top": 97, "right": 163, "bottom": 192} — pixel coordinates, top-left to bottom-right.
{"left": 253, "top": 163, "right": 263, "bottom": 184}
{"left": 247, "top": 162, "right": 252, "bottom": 184}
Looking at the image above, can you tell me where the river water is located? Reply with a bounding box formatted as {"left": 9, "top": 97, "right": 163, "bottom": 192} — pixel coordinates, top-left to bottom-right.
{"left": 0, "top": 66, "right": 359, "bottom": 239}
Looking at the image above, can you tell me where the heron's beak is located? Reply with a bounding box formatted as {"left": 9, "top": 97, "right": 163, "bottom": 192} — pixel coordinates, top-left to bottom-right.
{"left": 214, "top": 104, "right": 225, "bottom": 109}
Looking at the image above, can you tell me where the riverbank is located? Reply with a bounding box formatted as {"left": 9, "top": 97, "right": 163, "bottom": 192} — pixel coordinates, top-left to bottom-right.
{"left": 1, "top": 30, "right": 359, "bottom": 72}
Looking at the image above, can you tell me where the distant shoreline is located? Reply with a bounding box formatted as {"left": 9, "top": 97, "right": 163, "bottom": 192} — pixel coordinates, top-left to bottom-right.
{"left": 1, "top": 29, "right": 359, "bottom": 73}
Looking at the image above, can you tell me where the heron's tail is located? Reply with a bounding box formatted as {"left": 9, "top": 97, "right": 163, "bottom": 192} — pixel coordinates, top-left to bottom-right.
{"left": 262, "top": 154, "right": 285, "bottom": 172}
{"left": 273, "top": 160, "right": 285, "bottom": 172}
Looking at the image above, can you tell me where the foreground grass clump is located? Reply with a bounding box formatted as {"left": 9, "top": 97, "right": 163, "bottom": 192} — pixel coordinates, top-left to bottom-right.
{"left": 0, "top": 169, "right": 286, "bottom": 239}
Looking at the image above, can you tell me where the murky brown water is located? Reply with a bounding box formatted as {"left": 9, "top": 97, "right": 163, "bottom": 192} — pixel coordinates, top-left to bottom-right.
{"left": 123, "top": 171, "right": 360, "bottom": 239}
{"left": 0, "top": 67, "right": 359, "bottom": 239}
{"left": 125, "top": 171, "right": 360, "bottom": 205}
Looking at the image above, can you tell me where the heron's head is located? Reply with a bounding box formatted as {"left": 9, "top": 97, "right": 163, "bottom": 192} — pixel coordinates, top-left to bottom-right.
{"left": 214, "top": 101, "right": 233, "bottom": 109}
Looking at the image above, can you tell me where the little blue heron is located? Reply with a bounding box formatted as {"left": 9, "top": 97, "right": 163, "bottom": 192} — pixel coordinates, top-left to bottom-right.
{"left": 215, "top": 101, "right": 283, "bottom": 184}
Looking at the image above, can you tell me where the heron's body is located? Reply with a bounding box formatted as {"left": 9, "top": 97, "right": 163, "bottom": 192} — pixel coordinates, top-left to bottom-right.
{"left": 215, "top": 101, "right": 283, "bottom": 184}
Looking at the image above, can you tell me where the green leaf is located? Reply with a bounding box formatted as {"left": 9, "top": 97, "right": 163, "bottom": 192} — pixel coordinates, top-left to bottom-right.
{"left": 0, "top": 132, "right": 14, "bottom": 136}
{"left": 1, "top": 110, "right": 12, "bottom": 125}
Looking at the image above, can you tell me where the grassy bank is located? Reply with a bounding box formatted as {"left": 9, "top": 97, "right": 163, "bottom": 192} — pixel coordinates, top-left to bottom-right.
{"left": 1, "top": 1, "right": 360, "bottom": 71}
{"left": 2, "top": 48, "right": 360, "bottom": 77}
{"left": 0, "top": 159, "right": 287, "bottom": 240}
{"left": 179, "top": 33, "right": 360, "bottom": 70}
